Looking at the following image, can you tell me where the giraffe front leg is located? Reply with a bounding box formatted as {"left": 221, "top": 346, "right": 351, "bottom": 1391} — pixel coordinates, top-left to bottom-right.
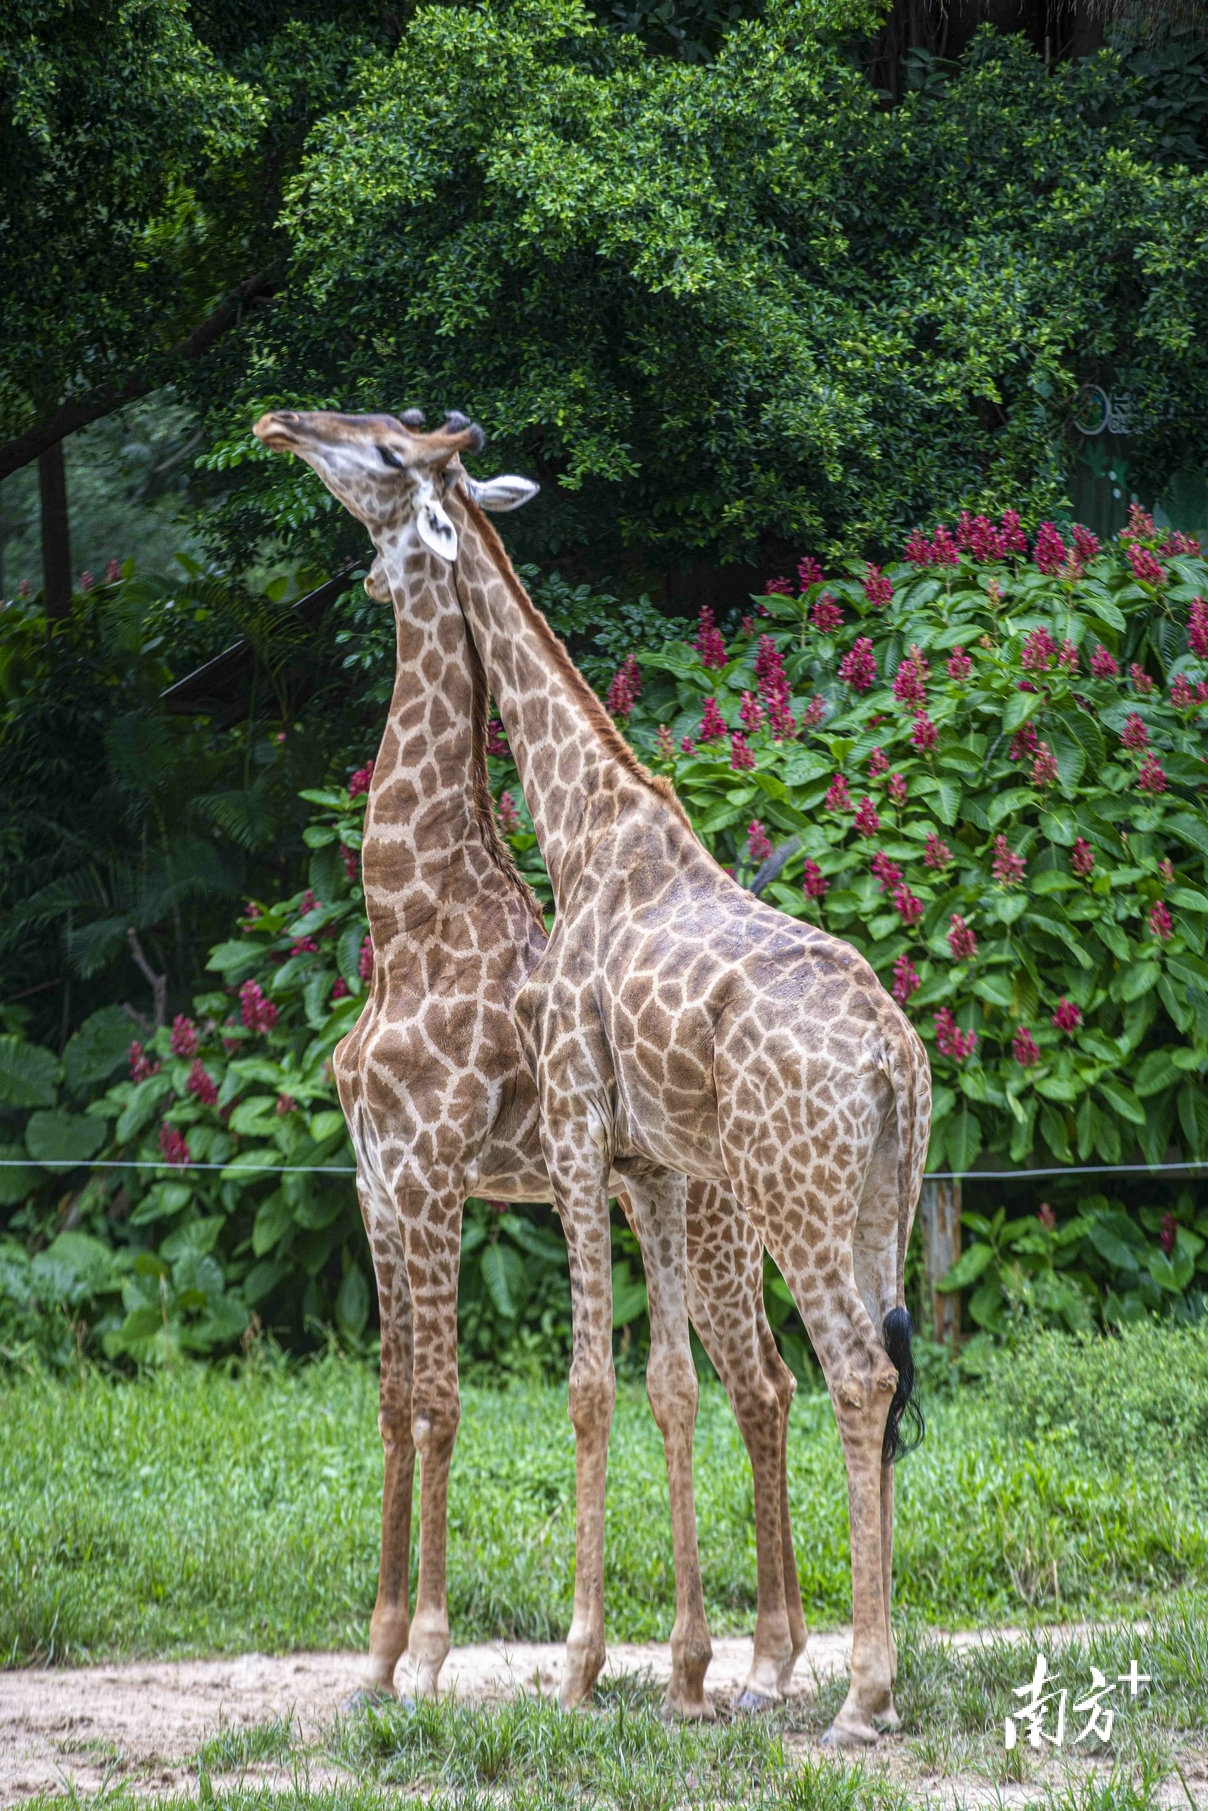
{"left": 400, "top": 1189, "right": 464, "bottom": 1702}
{"left": 627, "top": 1172, "right": 713, "bottom": 1721}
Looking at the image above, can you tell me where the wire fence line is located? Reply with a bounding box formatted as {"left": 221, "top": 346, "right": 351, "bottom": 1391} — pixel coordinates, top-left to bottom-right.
{"left": 0, "top": 1158, "right": 1204, "bottom": 1181}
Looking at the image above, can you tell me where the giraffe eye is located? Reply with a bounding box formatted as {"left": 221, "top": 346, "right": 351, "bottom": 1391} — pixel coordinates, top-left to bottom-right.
{"left": 377, "top": 445, "right": 404, "bottom": 470}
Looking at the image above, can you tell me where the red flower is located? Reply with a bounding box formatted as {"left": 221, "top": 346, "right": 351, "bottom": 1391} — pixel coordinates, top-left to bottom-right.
{"left": 889, "top": 774, "right": 909, "bottom": 807}
{"left": 1128, "top": 544, "right": 1165, "bottom": 585}
{"left": 796, "top": 556, "right": 825, "bottom": 589}
{"left": 893, "top": 647, "right": 929, "bottom": 710}
{"left": 276, "top": 1093, "right": 297, "bottom": 1116}
{"left": 1137, "top": 753, "right": 1167, "bottom": 795}
{"left": 740, "top": 615, "right": 757, "bottom": 638}
{"left": 1051, "top": 998, "right": 1081, "bottom": 1033}
{"left": 891, "top": 883, "right": 924, "bottom": 926}
{"left": 290, "top": 936, "right": 319, "bottom": 956}
{"left": 967, "top": 515, "right": 1005, "bottom": 562}
{"left": 825, "top": 774, "right": 852, "bottom": 813}
{"left": 486, "top": 718, "right": 508, "bottom": 757}
{"left": 1031, "top": 743, "right": 1059, "bottom": 787}
{"left": 947, "top": 914, "right": 978, "bottom": 960}
{"left": 1009, "top": 721, "right": 1039, "bottom": 762}
{"left": 892, "top": 954, "right": 920, "bottom": 1004}
{"left": 800, "top": 696, "right": 826, "bottom": 728}
{"left": 680, "top": 736, "right": 696, "bottom": 755}
{"left": 924, "top": 832, "right": 952, "bottom": 870}
{"left": 1170, "top": 674, "right": 1196, "bottom": 710}
{"left": 128, "top": 1040, "right": 160, "bottom": 1084}
{"left": 803, "top": 859, "right": 829, "bottom": 898}
{"left": 764, "top": 576, "right": 794, "bottom": 597}
{"left": 655, "top": 725, "right": 676, "bottom": 759}
{"left": 729, "top": 731, "right": 756, "bottom": 771}
{"left": 810, "top": 593, "right": 844, "bottom": 632}
{"left": 747, "top": 821, "right": 774, "bottom": 863}
{"left": 1159, "top": 857, "right": 1175, "bottom": 882}
{"left": 1120, "top": 712, "right": 1149, "bottom": 750}
{"left": 340, "top": 843, "right": 359, "bottom": 881}
{"left": 1128, "top": 663, "right": 1154, "bottom": 695}
{"left": 992, "top": 835, "right": 1026, "bottom": 888}
{"left": 946, "top": 646, "right": 972, "bottom": 683}
{"left": 239, "top": 979, "right": 279, "bottom": 1033}
{"left": 862, "top": 564, "right": 893, "bottom": 607}
{"left": 1038, "top": 1201, "right": 1057, "bottom": 1228}
{"left": 999, "top": 510, "right": 1028, "bottom": 556}
{"left": 698, "top": 697, "right": 729, "bottom": 742}
{"left": 904, "top": 528, "right": 934, "bottom": 566}
{"left": 1021, "top": 626, "right": 1057, "bottom": 672}
{"left": 1148, "top": 900, "right": 1173, "bottom": 942}
{"left": 853, "top": 796, "right": 881, "bottom": 837}
{"left": 870, "top": 851, "right": 902, "bottom": 892}
{"left": 739, "top": 691, "right": 765, "bottom": 734}
{"left": 754, "top": 636, "right": 797, "bottom": 738}
{"left": 909, "top": 714, "right": 937, "bottom": 755}
{"left": 186, "top": 1060, "right": 218, "bottom": 1107}
{"left": 1160, "top": 1211, "right": 1177, "bottom": 1256}
{"left": 1058, "top": 639, "right": 1080, "bottom": 673}
{"left": 1071, "top": 838, "right": 1094, "bottom": 878}
{"left": 1072, "top": 524, "right": 1100, "bottom": 564}
{"left": 1033, "top": 523, "right": 1066, "bottom": 575}
{"left": 868, "top": 746, "right": 889, "bottom": 777}
{"left": 605, "top": 654, "right": 642, "bottom": 717}
{"left": 931, "top": 525, "right": 959, "bottom": 566}
{"left": 1090, "top": 644, "right": 1120, "bottom": 679}
{"left": 358, "top": 934, "right": 374, "bottom": 981}
{"left": 497, "top": 791, "right": 520, "bottom": 833}
{"left": 1189, "top": 596, "right": 1208, "bottom": 658}
{"left": 331, "top": 976, "right": 351, "bottom": 1001}
{"left": 79, "top": 570, "right": 95, "bottom": 593}
{"left": 838, "top": 637, "right": 877, "bottom": 692}
{"left": 158, "top": 1120, "right": 190, "bottom": 1166}
{"left": 170, "top": 1015, "right": 197, "bottom": 1058}
{"left": 348, "top": 760, "right": 375, "bottom": 797}
{"left": 105, "top": 558, "right": 122, "bottom": 583}
{"left": 695, "top": 605, "right": 729, "bottom": 669}
{"left": 934, "top": 1008, "right": 977, "bottom": 1061}
{"left": 1013, "top": 1025, "right": 1040, "bottom": 1067}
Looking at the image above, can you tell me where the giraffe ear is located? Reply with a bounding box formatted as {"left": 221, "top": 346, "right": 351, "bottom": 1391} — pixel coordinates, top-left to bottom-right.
{"left": 414, "top": 480, "right": 459, "bottom": 562}
{"left": 463, "top": 473, "right": 539, "bottom": 513}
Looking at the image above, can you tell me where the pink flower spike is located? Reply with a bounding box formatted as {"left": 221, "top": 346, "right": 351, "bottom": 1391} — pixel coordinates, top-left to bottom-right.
{"left": 893, "top": 646, "right": 929, "bottom": 710}
{"left": 1170, "top": 674, "right": 1196, "bottom": 710}
{"left": 891, "top": 883, "right": 924, "bottom": 926}
{"left": 239, "top": 978, "right": 279, "bottom": 1033}
{"left": 695, "top": 605, "right": 729, "bottom": 669}
{"left": 655, "top": 724, "right": 676, "bottom": 759}
{"left": 1128, "top": 544, "right": 1165, "bottom": 586}
{"left": 764, "top": 576, "right": 794, "bottom": 598}
{"left": 1189, "top": 596, "right": 1208, "bottom": 658}
{"left": 739, "top": 690, "right": 765, "bottom": 734}
{"left": 1072, "top": 525, "right": 1100, "bottom": 564}
{"left": 497, "top": 791, "right": 520, "bottom": 833}
{"left": 1030, "top": 742, "right": 1059, "bottom": 788}
{"left": 931, "top": 525, "right": 959, "bottom": 566}
{"left": 699, "top": 697, "right": 729, "bottom": 742}
{"left": 825, "top": 773, "right": 852, "bottom": 814}
{"left": 904, "top": 529, "right": 934, "bottom": 567}
{"left": 1058, "top": 639, "right": 1079, "bottom": 673}
{"left": 947, "top": 914, "right": 978, "bottom": 960}
{"left": 796, "top": 556, "right": 824, "bottom": 589}
{"left": 1009, "top": 721, "right": 1039, "bottom": 762}
{"left": 105, "top": 558, "right": 122, "bottom": 583}
{"left": 862, "top": 563, "right": 893, "bottom": 607}
{"left": 1051, "top": 998, "right": 1082, "bottom": 1034}
{"left": 999, "top": 510, "right": 1028, "bottom": 555}
{"left": 170, "top": 1015, "right": 197, "bottom": 1058}
{"left": 892, "top": 953, "right": 920, "bottom": 1004}
{"left": 810, "top": 593, "right": 844, "bottom": 632}
{"left": 331, "top": 976, "right": 350, "bottom": 1001}
{"left": 186, "top": 1060, "right": 218, "bottom": 1107}
{"left": 747, "top": 820, "right": 774, "bottom": 864}
{"left": 486, "top": 718, "right": 508, "bottom": 757}
{"left": 803, "top": 859, "right": 829, "bottom": 899}
{"left": 1148, "top": 900, "right": 1173, "bottom": 942}
{"left": 909, "top": 713, "right": 937, "bottom": 755}
{"left": 1120, "top": 712, "right": 1149, "bottom": 751}
{"left": 1021, "top": 626, "right": 1057, "bottom": 672}
{"left": 1090, "top": 644, "right": 1120, "bottom": 679}
{"left": 729, "top": 730, "right": 756, "bottom": 771}
{"left": 888, "top": 771, "right": 908, "bottom": 804}
{"left": 680, "top": 736, "right": 696, "bottom": 755}
{"left": 340, "top": 843, "right": 359, "bottom": 881}
{"left": 128, "top": 1040, "right": 160, "bottom": 1084}
{"left": 1071, "top": 838, "right": 1094, "bottom": 878}
{"left": 946, "top": 645, "right": 972, "bottom": 683}
{"left": 1033, "top": 523, "right": 1066, "bottom": 575}
{"left": 924, "top": 832, "right": 952, "bottom": 871}
{"left": 348, "top": 760, "right": 375, "bottom": 797}
{"left": 1013, "top": 1025, "right": 1040, "bottom": 1067}
{"left": 800, "top": 696, "right": 826, "bottom": 729}
{"left": 358, "top": 934, "right": 375, "bottom": 981}
{"left": 1129, "top": 663, "right": 1155, "bottom": 696}
{"left": 853, "top": 796, "right": 881, "bottom": 837}
{"left": 992, "top": 835, "right": 1026, "bottom": 888}
{"left": 934, "top": 1007, "right": 977, "bottom": 1061}
{"left": 605, "top": 653, "right": 642, "bottom": 717}
{"left": 158, "top": 1121, "right": 190, "bottom": 1166}
{"left": 1137, "top": 753, "right": 1167, "bottom": 795}
{"left": 871, "top": 851, "right": 902, "bottom": 892}
{"left": 868, "top": 746, "right": 889, "bottom": 777}
{"left": 838, "top": 636, "right": 876, "bottom": 692}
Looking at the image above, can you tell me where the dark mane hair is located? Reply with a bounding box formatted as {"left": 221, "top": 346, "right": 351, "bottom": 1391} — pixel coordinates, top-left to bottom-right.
{"left": 457, "top": 492, "right": 692, "bottom": 831}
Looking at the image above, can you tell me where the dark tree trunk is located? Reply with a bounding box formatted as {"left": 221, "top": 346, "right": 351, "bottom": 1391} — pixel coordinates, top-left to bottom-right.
{"left": 38, "top": 440, "right": 72, "bottom": 619}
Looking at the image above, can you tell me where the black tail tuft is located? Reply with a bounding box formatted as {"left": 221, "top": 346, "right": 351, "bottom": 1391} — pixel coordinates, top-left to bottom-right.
{"left": 881, "top": 1306, "right": 924, "bottom": 1464}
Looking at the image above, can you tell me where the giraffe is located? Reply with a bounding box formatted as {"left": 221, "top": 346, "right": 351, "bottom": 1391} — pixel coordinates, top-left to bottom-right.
{"left": 253, "top": 408, "right": 931, "bottom": 1746}
{"left": 252, "top": 407, "right": 807, "bottom": 1718}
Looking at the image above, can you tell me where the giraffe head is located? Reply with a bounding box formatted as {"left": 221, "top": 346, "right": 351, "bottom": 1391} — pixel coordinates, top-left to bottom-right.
{"left": 251, "top": 407, "right": 537, "bottom": 571}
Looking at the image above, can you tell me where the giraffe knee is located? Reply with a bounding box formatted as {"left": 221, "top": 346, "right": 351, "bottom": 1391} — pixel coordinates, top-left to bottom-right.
{"left": 412, "top": 1387, "right": 460, "bottom": 1458}
{"left": 646, "top": 1347, "right": 698, "bottom": 1432}
{"left": 568, "top": 1363, "right": 615, "bottom": 1435}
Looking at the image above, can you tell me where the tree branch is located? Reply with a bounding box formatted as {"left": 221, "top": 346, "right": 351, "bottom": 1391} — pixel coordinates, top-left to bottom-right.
{"left": 0, "top": 265, "right": 281, "bottom": 482}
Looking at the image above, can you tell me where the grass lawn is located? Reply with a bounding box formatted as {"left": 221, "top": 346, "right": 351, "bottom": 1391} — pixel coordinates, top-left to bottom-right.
{"left": 2, "top": 1322, "right": 1206, "bottom": 1666}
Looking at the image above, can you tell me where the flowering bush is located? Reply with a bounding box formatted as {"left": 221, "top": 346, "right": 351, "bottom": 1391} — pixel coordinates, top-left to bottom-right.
{"left": 602, "top": 509, "right": 1208, "bottom": 1183}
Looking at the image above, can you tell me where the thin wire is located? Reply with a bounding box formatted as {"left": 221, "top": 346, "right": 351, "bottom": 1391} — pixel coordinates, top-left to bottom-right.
{"left": 0, "top": 1158, "right": 1203, "bottom": 1180}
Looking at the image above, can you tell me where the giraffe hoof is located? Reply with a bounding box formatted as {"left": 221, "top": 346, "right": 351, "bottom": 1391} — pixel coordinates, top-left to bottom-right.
{"left": 873, "top": 1706, "right": 901, "bottom": 1733}
{"left": 342, "top": 1685, "right": 397, "bottom": 1713}
{"left": 735, "top": 1688, "right": 779, "bottom": 1715}
{"left": 820, "top": 1716, "right": 881, "bottom": 1748}
{"left": 662, "top": 1690, "right": 716, "bottom": 1722}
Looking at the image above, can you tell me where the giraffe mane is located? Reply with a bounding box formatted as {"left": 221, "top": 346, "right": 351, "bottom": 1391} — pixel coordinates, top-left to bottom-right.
{"left": 464, "top": 599, "right": 549, "bottom": 933}
{"left": 458, "top": 492, "right": 692, "bottom": 831}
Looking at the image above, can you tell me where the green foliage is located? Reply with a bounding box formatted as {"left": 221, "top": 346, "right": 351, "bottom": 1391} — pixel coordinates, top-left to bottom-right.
{"left": 199, "top": 2, "right": 1208, "bottom": 570}
{"left": 0, "top": 1339, "right": 1204, "bottom": 1669}
{"left": 586, "top": 517, "right": 1208, "bottom": 1185}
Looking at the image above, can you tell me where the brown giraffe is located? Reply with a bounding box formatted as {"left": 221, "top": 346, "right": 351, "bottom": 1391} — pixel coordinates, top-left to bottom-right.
{"left": 255, "top": 409, "right": 931, "bottom": 1746}
{"left": 253, "top": 407, "right": 807, "bottom": 1717}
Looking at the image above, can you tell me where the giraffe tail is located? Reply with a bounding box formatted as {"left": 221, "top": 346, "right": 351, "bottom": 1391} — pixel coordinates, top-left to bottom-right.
{"left": 881, "top": 1034, "right": 929, "bottom": 1463}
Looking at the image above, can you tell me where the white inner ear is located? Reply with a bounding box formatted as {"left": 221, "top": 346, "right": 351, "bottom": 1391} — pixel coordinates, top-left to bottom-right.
{"left": 463, "top": 473, "right": 540, "bottom": 513}
{"left": 414, "top": 480, "right": 459, "bottom": 562}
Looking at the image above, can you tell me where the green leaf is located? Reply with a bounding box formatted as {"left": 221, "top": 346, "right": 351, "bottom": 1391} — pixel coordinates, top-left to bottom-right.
{"left": 24, "top": 1109, "right": 106, "bottom": 1172}
{"left": 971, "top": 974, "right": 1014, "bottom": 1008}
{"left": 1002, "top": 690, "right": 1042, "bottom": 733}
{"left": 611, "top": 1259, "right": 648, "bottom": 1328}
{"left": 63, "top": 1007, "right": 134, "bottom": 1093}
{"left": 1097, "top": 1079, "right": 1146, "bottom": 1126}
{"left": 947, "top": 1104, "right": 982, "bottom": 1174}
{"left": 481, "top": 1242, "right": 527, "bottom": 1319}
{"left": 335, "top": 1264, "right": 370, "bottom": 1337}
{"left": 116, "top": 1073, "right": 173, "bottom": 1143}
{"left": 0, "top": 1036, "right": 59, "bottom": 1108}
{"left": 938, "top": 1241, "right": 993, "bottom": 1291}
{"left": 1118, "top": 961, "right": 1160, "bottom": 1002}
{"left": 205, "top": 939, "right": 263, "bottom": 978}
{"left": 1148, "top": 1248, "right": 1193, "bottom": 1293}
{"left": 1038, "top": 806, "right": 1079, "bottom": 846}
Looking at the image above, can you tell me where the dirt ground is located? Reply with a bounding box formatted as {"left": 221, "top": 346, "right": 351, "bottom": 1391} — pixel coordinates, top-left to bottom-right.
{"left": 1, "top": 1630, "right": 1204, "bottom": 1808}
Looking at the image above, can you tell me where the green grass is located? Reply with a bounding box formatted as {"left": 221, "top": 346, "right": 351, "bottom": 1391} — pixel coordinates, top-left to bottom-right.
{"left": 2, "top": 1323, "right": 1207, "bottom": 1667}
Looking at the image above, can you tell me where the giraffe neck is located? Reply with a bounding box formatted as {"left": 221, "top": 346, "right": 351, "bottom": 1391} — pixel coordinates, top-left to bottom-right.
{"left": 448, "top": 491, "right": 682, "bottom": 906}
{"left": 362, "top": 526, "right": 511, "bottom": 955}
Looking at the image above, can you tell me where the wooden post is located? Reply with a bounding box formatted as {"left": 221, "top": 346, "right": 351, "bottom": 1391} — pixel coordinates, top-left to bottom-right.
{"left": 919, "top": 1176, "right": 962, "bottom": 1348}
{"left": 38, "top": 440, "right": 72, "bottom": 619}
